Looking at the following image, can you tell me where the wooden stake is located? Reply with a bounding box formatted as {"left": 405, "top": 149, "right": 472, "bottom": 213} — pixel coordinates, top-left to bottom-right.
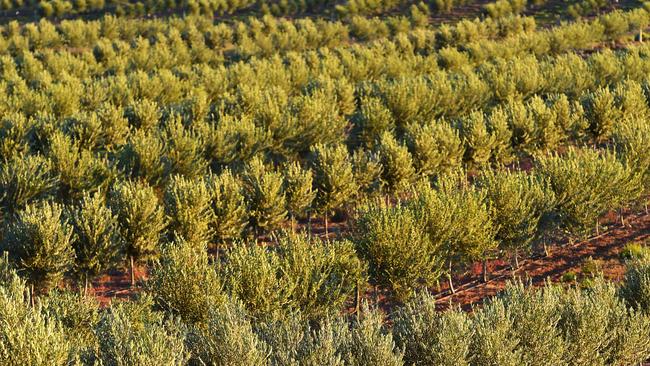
{"left": 130, "top": 255, "right": 135, "bottom": 287}
{"left": 355, "top": 281, "right": 361, "bottom": 319}
{"left": 482, "top": 259, "right": 489, "bottom": 283}
{"left": 447, "top": 261, "right": 455, "bottom": 294}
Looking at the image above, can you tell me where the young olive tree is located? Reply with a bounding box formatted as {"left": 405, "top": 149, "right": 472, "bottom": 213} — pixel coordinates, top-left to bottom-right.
{"left": 1, "top": 202, "right": 75, "bottom": 292}
{"left": 477, "top": 169, "right": 555, "bottom": 267}
{"left": 147, "top": 238, "right": 224, "bottom": 324}
{"left": 110, "top": 180, "right": 166, "bottom": 286}
{"left": 69, "top": 190, "right": 123, "bottom": 294}
{"left": 537, "top": 148, "right": 643, "bottom": 238}
{"left": 416, "top": 173, "right": 498, "bottom": 287}
{"left": 283, "top": 162, "right": 316, "bottom": 232}
{"left": 376, "top": 132, "right": 416, "bottom": 196}
{"left": 242, "top": 157, "right": 287, "bottom": 235}
{"left": 0, "top": 153, "right": 58, "bottom": 215}
{"left": 206, "top": 169, "right": 249, "bottom": 242}
{"left": 353, "top": 202, "right": 443, "bottom": 301}
{"left": 164, "top": 175, "right": 213, "bottom": 244}
{"left": 310, "top": 143, "right": 358, "bottom": 234}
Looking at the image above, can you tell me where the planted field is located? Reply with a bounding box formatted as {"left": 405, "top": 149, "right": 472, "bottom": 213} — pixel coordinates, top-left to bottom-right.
{"left": 1, "top": 0, "right": 650, "bottom": 364}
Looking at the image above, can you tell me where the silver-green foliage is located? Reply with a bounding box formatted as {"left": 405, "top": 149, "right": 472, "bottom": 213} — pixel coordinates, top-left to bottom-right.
{"left": 69, "top": 190, "right": 123, "bottom": 282}
{"left": 41, "top": 289, "right": 100, "bottom": 354}
{"left": 1, "top": 202, "right": 75, "bottom": 291}
{"left": 0, "top": 270, "right": 71, "bottom": 366}
{"left": 620, "top": 259, "right": 650, "bottom": 312}
{"left": 310, "top": 143, "right": 358, "bottom": 216}
{"left": 187, "top": 301, "right": 270, "bottom": 366}
{"left": 221, "top": 233, "right": 364, "bottom": 320}
{"left": 147, "top": 238, "right": 224, "bottom": 324}
{"left": 283, "top": 161, "right": 316, "bottom": 220}
{"left": 164, "top": 175, "right": 213, "bottom": 244}
{"left": 353, "top": 202, "right": 442, "bottom": 300}
{"left": 537, "top": 148, "right": 643, "bottom": 237}
{"left": 376, "top": 132, "right": 415, "bottom": 195}
{"left": 206, "top": 169, "right": 249, "bottom": 241}
{"left": 418, "top": 173, "right": 498, "bottom": 265}
{"left": 94, "top": 296, "right": 189, "bottom": 366}
{"left": 477, "top": 169, "right": 554, "bottom": 256}
{"left": 393, "top": 292, "right": 471, "bottom": 366}
{"left": 47, "top": 131, "right": 112, "bottom": 200}
{"left": 243, "top": 157, "right": 287, "bottom": 234}
{"left": 110, "top": 180, "right": 166, "bottom": 265}
{"left": 0, "top": 154, "right": 57, "bottom": 213}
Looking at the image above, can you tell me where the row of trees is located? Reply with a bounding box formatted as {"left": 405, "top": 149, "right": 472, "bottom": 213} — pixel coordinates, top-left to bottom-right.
{"left": 2, "top": 246, "right": 650, "bottom": 365}
{"left": 353, "top": 144, "right": 646, "bottom": 299}
{"left": 0, "top": 3, "right": 643, "bottom": 65}
{"left": 2, "top": 123, "right": 648, "bottom": 299}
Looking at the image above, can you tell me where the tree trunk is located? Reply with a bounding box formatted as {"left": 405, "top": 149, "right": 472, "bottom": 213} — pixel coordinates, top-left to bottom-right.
{"left": 308, "top": 213, "right": 312, "bottom": 235}
{"left": 620, "top": 209, "right": 625, "bottom": 227}
{"left": 447, "top": 261, "right": 455, "bottom": 294}
{"left": 84, "top": 274, "right": 89, "bottom": 297}
{"left": 324, "top": 214, "right": 329, "bottom": 241}
{"left": 543, "top": 241, "right": 550, "bottom": 257}
{"left": 514, "top": 250, "right": 520, "bottom": 269}
{"left": 482, "top": 259, "right": 488, "bottom": 283}
{"left": 355, "top": 280, "right": 361, "bottom": 318}
{"left": 130, "top": 256, "right": 135, "bottom": 287}
{"left": 596, "top": 219, "right": 599, "bottom": 235}
{"left": 30, "top": 283, "right": 35, "bottom": 307}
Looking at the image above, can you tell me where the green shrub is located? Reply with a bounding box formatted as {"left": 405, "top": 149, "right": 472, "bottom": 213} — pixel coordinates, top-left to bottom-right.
{"left": 620, "top": 259, "right": 650, "bottom": 312}
{"left": 620, "top": 242, "right": 650, "bottom": 261}
{"left": 1, "top": 202, "right": 74, "bottom": 292}
{"left": 94, "top": 296, "right": 189, "bottom": 366}
{"left": 404, "top": 120, "right": 464, "bottom": 178}
{"left": 221, "top": 232, "right": 364, "bottom": 320}
{"left": 417, "top": 173, "right": 497, "bottom": 277}
{"left": 147, "top": 238, "right": 224, "bottom": 324}
{"left": 0, "top": 154, "right": 57, "bottom": 214}
{"left": 558, "top": 280, "right": 631, "bottom": 365}
{"left": 352, "top": 95, "right": 395, "bottom": 149}
{"left": 242, "top": 157, "right": 287, "bottom": 234}
{"left": 110, "top": 180, "right": 166, "bottom": 285}
{"left": 469, "top": 300, "right": 522, "bottom": 366}
{"left": 537, "top": 148, "right": 643, "bottom": 237}
{"left": 69, "top": 190, "right": 123, "bottom": 291}
{"left": 339, "top": 307, "right": 404, "bottom": 366}
{"left": 612, "top": 116, "right": 650, "bottom": 191}
{"left": 206, "top": 169, "right": 249, "bottom": 242}
{"left": 393, "top": 292, "right": 471, "bottom": 365}
{"left": 187, "top": 302, "right": 269, "bottom": 366}
{"left": 477, "top": 169, "right": 554, "bottom": 261}
{"left": 495, "top": 282, "right": 565, "bottom": 365}
{"left": 164, "top": 175, "right": 213, "bottom": 244}
{"left": 583, "top": 86, "right": 620, "bottom": 142}
{"left": 42, "top": 289, "right": 100, "bottom": 353}
{"left": 120, "top": 130, "right": 168, "bottom": 186}
{"left": 376, "top": 132, "right": 416, "bottom": 195}
{"left": 353, "top": 202, "right": 442, "bottom": 300}
{"left": 283, "top": 161, "right": 316, "bottom": 224}
{"left": 0, "top": 270, "right": 71, "bottom": 366}
{"left": 163, "top": 117, "right": 208, "bottom": 179}
{"left": 310, "top": 143, "right": 358, "bottom": 222}
{"left": 47, "top": 131, "right": 111, "bottom": 200}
